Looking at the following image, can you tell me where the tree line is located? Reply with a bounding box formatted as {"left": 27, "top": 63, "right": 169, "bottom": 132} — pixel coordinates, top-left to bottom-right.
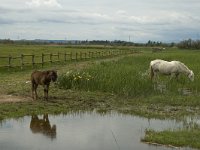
{"left": 177, "top": 39, "right": 200, "bottom": 49}
{"left": 1, "top": 38, "right": 200, "bottom": 49}
{"left": 0, "top": 39, "right": 174, "bottom": 47}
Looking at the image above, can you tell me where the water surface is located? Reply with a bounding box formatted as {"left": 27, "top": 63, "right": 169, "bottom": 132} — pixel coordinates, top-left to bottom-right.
{"left": 0, "top": 111, "right": 193, "bottom": 150}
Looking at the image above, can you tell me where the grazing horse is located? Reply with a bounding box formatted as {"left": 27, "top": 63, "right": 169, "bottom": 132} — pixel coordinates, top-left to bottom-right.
{"left": 31, "top": 70, "right": 57, "bottom": 100}
{"left": 150, "top": 59, "right": 194, "bottom": 81}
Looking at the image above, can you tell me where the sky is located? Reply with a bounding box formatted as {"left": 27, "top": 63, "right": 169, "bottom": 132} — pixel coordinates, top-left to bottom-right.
{"left": 0, "top": 0, "right": 200, "bottom": 42}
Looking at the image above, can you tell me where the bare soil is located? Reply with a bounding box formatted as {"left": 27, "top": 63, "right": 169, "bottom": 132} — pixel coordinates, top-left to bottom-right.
{"left": 0, "top": 94, "right": 31, "bottom": 103}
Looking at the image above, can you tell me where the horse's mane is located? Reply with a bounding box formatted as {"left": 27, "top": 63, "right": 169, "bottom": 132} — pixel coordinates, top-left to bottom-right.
{"left": 175, "top": 61, "right": 190, "bottom": 72}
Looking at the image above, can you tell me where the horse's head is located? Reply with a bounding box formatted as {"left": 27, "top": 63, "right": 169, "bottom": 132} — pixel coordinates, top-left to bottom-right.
{"left": 188, "top": 70, "right": 194, "bottom": 81}
{"left": 47, "top": 70, "right": 58, "bottom": 82}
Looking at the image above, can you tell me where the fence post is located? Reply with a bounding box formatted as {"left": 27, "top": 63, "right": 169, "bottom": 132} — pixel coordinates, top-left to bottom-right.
{"left": 64, "top": 52, "right": 67, "bottom": 62}
{"left": 8, "top": 55, "right": 12, "bottom": 70}
{"left": 42, "top": 53, "right": 44, "bottom": 67}
{"left": 70, "top": 52, "right": 73, "bottom": 61}
{"left": 21, "top": 54, "right": 24, "bottom": 69}
{"left": 58, "top": 52, "right": 60, "bottom": 61}
{"left": 76, "top": 52, "right": 78, "bottom": 61}
{"left": 92, "top": 52, "right": 94, "bottom": 58}
{"left": 50, "top": 53, "right": 52, "bottom": 65}
{"left": 96, "top": 52, "right": 98, "bottom": 58}
{"left": 80, "top": 52, "right": 82, "bottom": 60}
{"left": 91, "top": 51, "right": 93, "bottom": 58}
{"left": 84, "top": 52, "right": 86, "bottom": 60}
{"left": 32, "top": 54, "right": 35, "bottom": 68}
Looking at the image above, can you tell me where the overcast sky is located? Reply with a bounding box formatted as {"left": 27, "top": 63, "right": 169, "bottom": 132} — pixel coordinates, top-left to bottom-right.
{"left": 0, "top": 0, "right": 200, "bottom": 42}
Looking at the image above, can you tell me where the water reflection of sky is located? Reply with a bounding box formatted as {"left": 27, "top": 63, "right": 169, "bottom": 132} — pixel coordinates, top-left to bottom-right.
{"left": 0, "top": 112, "right": 194, "bottom": 150}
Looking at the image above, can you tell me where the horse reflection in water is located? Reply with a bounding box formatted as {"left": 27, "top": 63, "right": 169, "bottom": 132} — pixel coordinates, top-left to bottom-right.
{"left": 30, "top": 114, "right": 56, "bottom": 139}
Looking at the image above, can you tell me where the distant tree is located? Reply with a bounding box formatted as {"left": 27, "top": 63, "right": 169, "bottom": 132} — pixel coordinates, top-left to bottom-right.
{"left": 0, "top": 39, "right": 14, "bottom": 44}
{"left": 177, "top": 39, "right": 200, "bottom": 49}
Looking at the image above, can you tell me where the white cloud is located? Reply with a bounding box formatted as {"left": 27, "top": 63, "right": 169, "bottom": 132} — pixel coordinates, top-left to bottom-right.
{"left": 26, "top": 0, "right": 62, "bottom": 8}
{"left": 1, "top": 0, "right": 200, "bottom": 42}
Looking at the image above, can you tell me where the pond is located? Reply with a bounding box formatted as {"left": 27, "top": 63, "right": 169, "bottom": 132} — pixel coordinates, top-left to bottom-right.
{"left": 0, "top": 111, "right": 193, "bottom": 150}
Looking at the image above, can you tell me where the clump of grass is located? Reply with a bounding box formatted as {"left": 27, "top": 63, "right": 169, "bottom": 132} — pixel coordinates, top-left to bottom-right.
{"left": 57, "top": 70, "right": 93, "bottom": 90}
{"left": 57, "top": 57, "right": 154, "bottom": 97}
{"left": 142, "top": 128, "right": 200, "bottom": 149}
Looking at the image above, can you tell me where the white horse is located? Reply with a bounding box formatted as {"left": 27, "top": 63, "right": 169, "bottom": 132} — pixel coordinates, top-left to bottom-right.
{"left": 150, "top": 59, "right": 194, "bottom": 81}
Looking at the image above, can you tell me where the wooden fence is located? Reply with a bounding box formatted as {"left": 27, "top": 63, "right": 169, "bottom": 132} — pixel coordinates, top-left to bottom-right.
{"left": 0, "top": 50, "right": 134, "bottom": 70}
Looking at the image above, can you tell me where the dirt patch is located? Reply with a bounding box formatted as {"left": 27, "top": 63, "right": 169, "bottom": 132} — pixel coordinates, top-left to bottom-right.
{"left": 0, "top": 94, "right": 31, "bottom": 103}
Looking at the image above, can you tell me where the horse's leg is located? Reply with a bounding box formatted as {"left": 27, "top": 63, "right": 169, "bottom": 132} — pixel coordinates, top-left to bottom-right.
{"left": 35, "top": 84, "right": 38, "bottom": 100}
{"left": 150, "top": 67, "right": 154, "bottom": 81}
{"left": 31, "top": 83, "right": 35, "bottom": 100}
{"left": 43, "top": 85, "right": 47, "bottom": 100}
{"left": 175, "top": 73, "right": 179, "bottom": 81}
{"left": 32, "top": 83, "right": 38, "bottom": 100}
{"left": 151, "top": 73, "right": 154, "bottom": 81}
{"left": 44, "top": 114, "right": 49, "bottom": 122}
{"left": 154, "top": 72, "right": 158, "bottom": 82}
{"left": 46, "top": 84, "right": 49, "bottom": 100}
{"left": 43, "top": 114, "right": 49, "bottom": 122}
{"left": 44, "top": 84, "right": 49, "bottom": 100}
{"left": 170, "top": 73, "right": 176, "bottom": 80}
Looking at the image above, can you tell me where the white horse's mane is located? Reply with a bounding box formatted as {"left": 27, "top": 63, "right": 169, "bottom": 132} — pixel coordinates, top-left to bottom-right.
{"left": 173, "top": 61, "right": 191, "bottom": 74}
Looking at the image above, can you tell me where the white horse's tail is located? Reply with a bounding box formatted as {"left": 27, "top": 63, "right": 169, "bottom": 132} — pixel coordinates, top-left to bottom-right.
{"left": 150, "top": 64, "right": 154, "bottom": 80}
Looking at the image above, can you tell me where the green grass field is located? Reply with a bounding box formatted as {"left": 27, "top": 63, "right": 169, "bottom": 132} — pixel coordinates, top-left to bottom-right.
{"left": 142, "top": 128, "right": 200, "bottom": 149}
{"left": 58, "top": 49, "right": 200, "bottom": 100}
{"left": 1, "top": 44, "right": 200, "bottom": 149}
{"left": 0, "top": 44, "right": 134, "bottom": 71}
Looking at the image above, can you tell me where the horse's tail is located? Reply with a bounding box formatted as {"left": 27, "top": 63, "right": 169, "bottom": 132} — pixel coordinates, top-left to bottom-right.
{"left": 150, "top": 64, "right": 154, "bottom": 80}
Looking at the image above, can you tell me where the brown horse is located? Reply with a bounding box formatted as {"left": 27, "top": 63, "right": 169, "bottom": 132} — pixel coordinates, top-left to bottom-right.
{"left": 31, "top": 70, "right": 57, "bottom": 100}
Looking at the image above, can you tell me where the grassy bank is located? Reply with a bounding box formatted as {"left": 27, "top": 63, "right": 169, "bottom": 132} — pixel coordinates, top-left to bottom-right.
{"left": 142, "top": 128, "right": 200, "bottom": 149}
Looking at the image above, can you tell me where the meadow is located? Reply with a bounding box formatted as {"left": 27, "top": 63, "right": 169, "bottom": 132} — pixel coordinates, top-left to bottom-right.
{"left": 0, "top": 44, "right": 133, "bottom": 70}
{"left": 58, "top": 48, "right": 200, "bottom": 103}
{"left": 1, "top": 44, "right": 200, "bottom": 149}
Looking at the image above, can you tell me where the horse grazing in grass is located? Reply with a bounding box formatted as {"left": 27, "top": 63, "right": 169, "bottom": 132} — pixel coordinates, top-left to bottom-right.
{"left": 31, "top": 70, "right": 57, "bottom": 100}
{"left": 150, "top": 59, "right": 194, "bottom": 81}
